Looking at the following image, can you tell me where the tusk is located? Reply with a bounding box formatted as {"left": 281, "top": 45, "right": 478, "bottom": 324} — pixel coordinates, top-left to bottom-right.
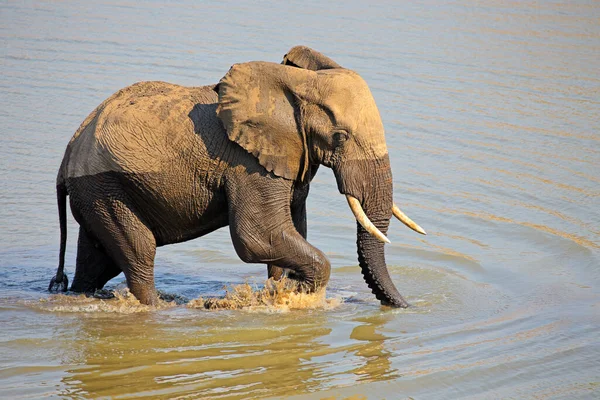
{"left": 392, "top": 204, "right": 427, "bottom": 235}
{"left": 346, "top": 195, "right": 391, "bottom": 244}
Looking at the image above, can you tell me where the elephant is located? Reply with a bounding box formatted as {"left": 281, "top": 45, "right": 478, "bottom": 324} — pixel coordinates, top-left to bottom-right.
{"left": 48, "top": 46, "right": 426, "bottom": 307}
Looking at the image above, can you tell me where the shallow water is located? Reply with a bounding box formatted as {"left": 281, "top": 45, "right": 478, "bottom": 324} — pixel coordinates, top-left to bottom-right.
{"left": 1, "top": 1, "right": 599, "bottom": 399}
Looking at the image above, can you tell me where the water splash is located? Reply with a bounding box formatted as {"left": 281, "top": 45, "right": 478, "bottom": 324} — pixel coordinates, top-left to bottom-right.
{"left": 34, "top": 279, "right": 340, "bottom": 313}
{"left": 37, "top": 288, "right": 177, "bottom": 313}
{"left": 188, "top": 278, "right": 341, "bottom": 311}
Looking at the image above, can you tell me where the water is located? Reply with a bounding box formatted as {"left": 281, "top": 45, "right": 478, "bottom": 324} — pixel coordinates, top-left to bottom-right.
{"left": 1, "top": 1, "right": 599, "bottom": 398}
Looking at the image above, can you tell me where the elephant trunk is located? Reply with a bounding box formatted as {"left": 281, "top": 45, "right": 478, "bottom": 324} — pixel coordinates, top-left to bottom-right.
{"left": 334, "top": 155, "right": 409, "bottom": 308}
{"left": 356, "top": 210, "right": 409, "bottom": 308}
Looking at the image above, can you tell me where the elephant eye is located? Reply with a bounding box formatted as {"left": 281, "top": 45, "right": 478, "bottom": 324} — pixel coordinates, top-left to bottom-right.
{"left": 333, "top": 130, "right": 349, "bottom": 144}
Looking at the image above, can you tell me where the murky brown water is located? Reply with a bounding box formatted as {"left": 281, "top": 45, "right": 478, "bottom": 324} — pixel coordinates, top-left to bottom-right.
{"left": 1, "top": 1, "right": 599, "bottom": 399}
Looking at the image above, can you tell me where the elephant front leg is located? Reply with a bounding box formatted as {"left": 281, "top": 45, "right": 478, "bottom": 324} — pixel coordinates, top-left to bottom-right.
{"left": 227, "top": 178, "right": 330, "bottom": 292}
{"left": 233, "top": 221, "right": 330, "bottom": 291}
{"left": 267, "top": 195, "right": 308, "bottom": 281}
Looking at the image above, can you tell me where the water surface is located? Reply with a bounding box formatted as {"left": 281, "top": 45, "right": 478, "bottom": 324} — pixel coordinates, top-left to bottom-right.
{"left": 1, "top": 1, "right": 599, "bottom": 398}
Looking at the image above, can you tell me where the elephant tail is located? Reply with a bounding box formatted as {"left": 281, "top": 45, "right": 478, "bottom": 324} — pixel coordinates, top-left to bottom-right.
{"left": 48, "top": 182, "right": 69, "bottom": 292}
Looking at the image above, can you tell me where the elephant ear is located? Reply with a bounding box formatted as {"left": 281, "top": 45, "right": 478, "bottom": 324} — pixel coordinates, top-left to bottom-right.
{"left": 217, "top": 61, "right": 314, "bottom": 181}
{"left": 282, "top": 46, "right": 342, "bottom": 70}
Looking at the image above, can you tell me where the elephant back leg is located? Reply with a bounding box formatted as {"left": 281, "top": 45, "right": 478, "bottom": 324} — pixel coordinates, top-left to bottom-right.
{"left": 68, "top": 173, "right": 159, "bottom": 305}
{"left": 267, "top": 265, "right": 286, "bottom": 280}
{"left": 70, "top": 227, "right": 121, "bottom": 293}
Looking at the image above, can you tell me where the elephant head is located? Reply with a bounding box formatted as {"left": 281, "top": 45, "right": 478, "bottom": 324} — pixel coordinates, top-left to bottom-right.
{"left": 216, "top": 46, "right": 425, "bottom": 307}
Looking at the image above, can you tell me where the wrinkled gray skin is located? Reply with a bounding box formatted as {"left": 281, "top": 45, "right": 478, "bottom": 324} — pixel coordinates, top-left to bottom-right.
{"left": 49, "top": 46, "right": 409, "bottom": 308}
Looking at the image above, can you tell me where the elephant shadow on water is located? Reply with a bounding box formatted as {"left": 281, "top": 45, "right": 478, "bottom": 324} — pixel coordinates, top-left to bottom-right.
{"left": 48, "top": 45, "right": 426, "bottom": 308}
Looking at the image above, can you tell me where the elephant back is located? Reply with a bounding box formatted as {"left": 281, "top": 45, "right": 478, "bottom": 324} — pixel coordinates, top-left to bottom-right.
{"left": 62, "top": 82, "right": 219, "bottom": 180}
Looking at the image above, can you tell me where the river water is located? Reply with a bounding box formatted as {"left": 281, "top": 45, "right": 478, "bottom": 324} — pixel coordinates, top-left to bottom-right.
{"left": 1, "top": 1, "right": 599, "bottom": 399}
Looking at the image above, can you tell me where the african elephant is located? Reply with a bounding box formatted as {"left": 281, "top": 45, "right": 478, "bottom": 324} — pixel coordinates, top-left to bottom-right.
{"left": 48, "top": 46, "right": 426, "bottom": 307}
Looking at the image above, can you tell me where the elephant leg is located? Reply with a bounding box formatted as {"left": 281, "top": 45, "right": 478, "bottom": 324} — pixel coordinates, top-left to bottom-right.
{"left": 267, "top": 264, "right": 286, "bottom": 280}
{"left": 267, "top": 194, "right": 308, "bottom": 281}
{"left": 69, "top": 174, "right": 158, "bottom": 305}
{"left": 227, "top": 177, "right": 330, "bottom": 291}
{"left": 90, "top": 201, "right": 157, "bottom": 306}
{"left": 70, "top": 227, "right": 121, "bottom": 293}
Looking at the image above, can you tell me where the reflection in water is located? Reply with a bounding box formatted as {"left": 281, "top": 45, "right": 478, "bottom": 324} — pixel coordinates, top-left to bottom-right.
{"left": 46, "top": 292, "right": 402, "bottom": 398}
{"left": 349, "top": 314, "right": 397, "bottom": 384}
{"left": 54, "top": 309, "right": 394, "bottom": 398}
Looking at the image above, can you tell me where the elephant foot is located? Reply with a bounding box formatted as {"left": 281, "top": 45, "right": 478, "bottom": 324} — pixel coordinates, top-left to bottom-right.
{"left": 48, "top": 273, "right": 69, "bottom": 293}
{"left": 282, "top": 271, "right": 327, "bottom": 295}
{"left": 266, "top": 275, "right": 314, "bottom": 297}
